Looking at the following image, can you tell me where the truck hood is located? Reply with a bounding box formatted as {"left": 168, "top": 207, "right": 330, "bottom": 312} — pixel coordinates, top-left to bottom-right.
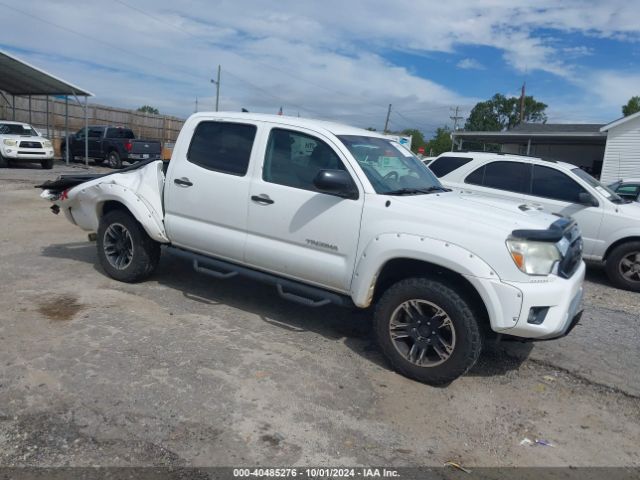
{"left": 392, "top": 191, "right": 560, "bottom": 235}
{"left": 1, "top": 134, "right": 47, "bottom": 142}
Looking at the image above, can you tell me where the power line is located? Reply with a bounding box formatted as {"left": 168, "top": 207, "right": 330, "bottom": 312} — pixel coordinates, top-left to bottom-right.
{"left": 391, "top": 110, "right": 443, "bottom": 131}
{"left": 111, "top": 0, "right": 389, "bottom": 112}
{"left": 0, "top": 1, "right": 202, "bottom": 84}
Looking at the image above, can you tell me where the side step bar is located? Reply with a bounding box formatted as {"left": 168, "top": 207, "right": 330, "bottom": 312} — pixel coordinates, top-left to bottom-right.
{"left": 168, "top": 246, "right": 353, "bottom": 308}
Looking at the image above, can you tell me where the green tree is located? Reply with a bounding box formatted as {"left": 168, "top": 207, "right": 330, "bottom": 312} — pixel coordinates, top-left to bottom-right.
{"left": 425, "top": 126, "right": 452, "bottom": 156}
{"left": 401, "top": 128, "right": 426, "bottom": 154}
{"left": 137, "top": 105, "right": 159, "bottom": 115}
{"left": 464, "top": 93, "right": 547, "bottom": 131}
{"left": 622, "top": 96, "right": 640, "bottom": 117}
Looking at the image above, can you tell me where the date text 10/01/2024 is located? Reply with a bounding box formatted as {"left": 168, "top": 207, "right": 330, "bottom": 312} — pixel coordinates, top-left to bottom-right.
{"left": 233, "top": 468, "right": 400, "bottom": 478}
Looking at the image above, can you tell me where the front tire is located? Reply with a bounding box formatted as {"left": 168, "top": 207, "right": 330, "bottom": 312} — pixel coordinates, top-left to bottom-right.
{"left": 0, "top": 154, "right": 7, "bottom": 168}
{"left": 107, "top": 151, "right": 122, "bottom": 169}
{"left": 97, "top": 210, "right": 160, "bottom": 283}
{"left": 374, "top": 277, "right": 482, "bottom": 385}
{"left": 41, "top": 158, "right": 54, "bottom": 169}
{"left": 605, "top": 242, "right": 640, "bottom": 292}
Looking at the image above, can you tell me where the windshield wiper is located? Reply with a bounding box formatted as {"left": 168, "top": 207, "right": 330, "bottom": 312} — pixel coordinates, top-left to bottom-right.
{"left": 382, "top": 186, "right": 448, "bottom": 196}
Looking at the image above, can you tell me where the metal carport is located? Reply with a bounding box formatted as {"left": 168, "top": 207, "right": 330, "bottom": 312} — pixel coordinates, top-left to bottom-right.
{"left": 0, "top": 50, "right": 93, "bottom": 166}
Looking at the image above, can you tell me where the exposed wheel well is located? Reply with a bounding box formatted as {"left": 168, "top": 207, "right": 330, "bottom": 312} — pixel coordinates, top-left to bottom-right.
{"left": 100, "top": 200, "right": 131, "bottom": 219}
{"left": 374, "top": 258, "right": 491, "bottom": 334}
{"left": 604, "top": 237, "right": 640, "bottom": 260}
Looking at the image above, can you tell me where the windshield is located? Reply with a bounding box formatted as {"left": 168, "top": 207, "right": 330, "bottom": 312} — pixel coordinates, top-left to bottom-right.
{"left": 572, "top": 168, "right": 625, "bottom": 203}
{"left": 338, "top": 135, "right": 444, "bottom": 194}
{"left": 0, "top": 123, "right": 37, "bottom": 136}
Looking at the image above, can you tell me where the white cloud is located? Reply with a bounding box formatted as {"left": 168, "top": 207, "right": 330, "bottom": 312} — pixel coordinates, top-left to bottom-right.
{"left": 0, "top": 0, "right": 638, "bottom": 130}
{"left": 457, "top": 58, "right": 484, "bottom": 70}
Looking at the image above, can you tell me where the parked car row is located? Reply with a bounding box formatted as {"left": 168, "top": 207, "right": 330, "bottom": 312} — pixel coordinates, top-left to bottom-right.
{"left": 427, "top": 152, "right": 640, "bottom": 292}
{"left": 40, "top": 113, "right": 586, "bottom": 385}
{"left": 0, "top": 121, "right": 161, "bottom": 170}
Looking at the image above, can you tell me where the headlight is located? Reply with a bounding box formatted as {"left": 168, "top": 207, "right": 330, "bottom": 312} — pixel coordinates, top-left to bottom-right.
{"left": 3, "top": 139, "right": 17, "bottom": 146}
{"left": 43, "top": 140, "right": 52, "bottom": 148}
{"left": 506, "top": 238, "right": 561, "bottom": 275}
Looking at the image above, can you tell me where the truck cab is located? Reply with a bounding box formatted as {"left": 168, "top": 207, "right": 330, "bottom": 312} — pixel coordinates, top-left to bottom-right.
{"left": 41, "top": 113, "right": 586, "bottom": 385}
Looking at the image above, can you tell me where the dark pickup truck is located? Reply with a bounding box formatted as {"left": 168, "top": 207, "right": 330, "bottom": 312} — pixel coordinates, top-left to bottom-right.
{"left": 61, "top": 126, "right": 162, "bottom": 169}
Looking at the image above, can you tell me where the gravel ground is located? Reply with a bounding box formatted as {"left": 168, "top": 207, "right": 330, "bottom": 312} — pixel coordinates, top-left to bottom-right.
{"left": 0, "top": 161, "right": 638, "bottom": 468}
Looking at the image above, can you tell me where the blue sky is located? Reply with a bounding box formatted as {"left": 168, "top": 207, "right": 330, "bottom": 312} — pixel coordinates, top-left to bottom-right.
{"left": 1, "top": 0, "right": 639, "bottom": 136}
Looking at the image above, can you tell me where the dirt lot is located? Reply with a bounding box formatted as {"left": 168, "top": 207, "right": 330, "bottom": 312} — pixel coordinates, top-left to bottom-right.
{"left": 0, "top": 162, "right": 638, "bottom": 468}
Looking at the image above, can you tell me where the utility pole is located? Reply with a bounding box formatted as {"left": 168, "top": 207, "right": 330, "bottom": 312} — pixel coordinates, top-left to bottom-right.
{"left": 211, "top": 65, "right": 221, "bottom": 112}
{"left": 519, "top": 82, "right": 526, "bottom": 124}
{"left": 449, "top": 106, "right": 463, "bottom": 131}
{"left": 383, "top": 103, "right": 392, "bottom": 133}
{"left": 195, "top": 97, "right": 198, "bottom": 113}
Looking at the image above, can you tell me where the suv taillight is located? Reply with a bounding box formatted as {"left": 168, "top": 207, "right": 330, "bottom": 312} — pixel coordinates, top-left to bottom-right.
{"left": 124, "top": 140, "right": 132, "bottom": 152}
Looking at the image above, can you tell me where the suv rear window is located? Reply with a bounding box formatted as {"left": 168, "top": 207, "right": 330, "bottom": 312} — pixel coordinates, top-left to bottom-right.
{"left": 187, "top": 121, "right": 257, "bottom": 176}
{"left": 465, "top": 161, "right": 532, "bottom": 194}
{"left": 428, "top": 156, "right": 472, "bottom": 178}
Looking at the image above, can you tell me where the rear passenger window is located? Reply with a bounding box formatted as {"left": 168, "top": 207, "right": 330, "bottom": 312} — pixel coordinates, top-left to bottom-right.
{"left": 465, "top": 161, "right": 532, "bottom": 194}
{"left": 428, "top": 156, "right": 472, "bottom": 178}
{"left": 187, "top": 121, "right": 257, "bottom": 176}
{"left": 531, "top": 165, "right": 586, "bottom": 203}
{"left": 263, "top": 128, "right": 348, "bottom": 192}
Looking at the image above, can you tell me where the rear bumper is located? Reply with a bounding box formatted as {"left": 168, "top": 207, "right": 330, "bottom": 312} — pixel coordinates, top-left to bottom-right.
{"left": 127, "top": 153, "right": 161, "bottom": 161}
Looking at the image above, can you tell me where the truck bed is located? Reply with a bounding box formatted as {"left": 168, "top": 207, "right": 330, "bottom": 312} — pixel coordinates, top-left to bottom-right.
{"left": 35, "top": 158, "right": 164, "bottom": 193}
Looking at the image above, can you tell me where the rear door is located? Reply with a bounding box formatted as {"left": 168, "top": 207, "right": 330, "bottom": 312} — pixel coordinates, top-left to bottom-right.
{"left": 244, "top": 126, "right": 364, "bottom": 292}
{"left": 164, "top": 120, "right": 259, "bottom": 262}
{"left": 460, "top": 160, "right": 532, "bottom": 202}
{"left": 522, "top": 164, "right": 604, "bottom": 255}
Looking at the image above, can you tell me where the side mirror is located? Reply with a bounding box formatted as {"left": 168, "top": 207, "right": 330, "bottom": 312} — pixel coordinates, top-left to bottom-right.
{"left": 313, "top": 170, "right": 358, "bottom": 199}
{"left": 578, "top": 192, "right": 598, "bottom": 207}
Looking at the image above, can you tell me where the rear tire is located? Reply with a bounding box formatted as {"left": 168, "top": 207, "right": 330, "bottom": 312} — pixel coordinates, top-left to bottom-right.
{"left": 107, "top": 151, "right": 122, "bottom": 169}
{"left": 97, "top": 210, "right": 161, "bottom": 283}
{"left": 605, "top": 241, "right": 640, "bottom": 292}
{"left": 41, "top": 158, "right": 54, "bottom": 169}
{"left": 373, "top": 277, "right": 482, "bottom": 385}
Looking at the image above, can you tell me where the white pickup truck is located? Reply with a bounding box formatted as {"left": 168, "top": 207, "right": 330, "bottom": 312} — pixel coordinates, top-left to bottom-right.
{"left": 39, "top": 113, "right": 585, "bottom": 385}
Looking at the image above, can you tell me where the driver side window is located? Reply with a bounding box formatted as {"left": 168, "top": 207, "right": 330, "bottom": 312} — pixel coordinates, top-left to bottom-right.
{"left": 263, "top": 128, "right": 347, "bottom": 192}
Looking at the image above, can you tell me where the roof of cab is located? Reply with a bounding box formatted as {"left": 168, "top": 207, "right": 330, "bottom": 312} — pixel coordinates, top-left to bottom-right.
{"left": 188, "top": 111, "right": 386, "bottom": 138}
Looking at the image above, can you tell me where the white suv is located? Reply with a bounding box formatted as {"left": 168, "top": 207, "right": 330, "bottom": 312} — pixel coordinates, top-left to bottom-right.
{"left": 0, "top": 121, "right": 55, "bottom": 169}
{"left": 430, "top": 152, "right": 640, "bottom": 291}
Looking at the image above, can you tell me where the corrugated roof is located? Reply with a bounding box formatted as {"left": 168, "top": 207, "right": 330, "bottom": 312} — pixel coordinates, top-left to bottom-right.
{"left": 0, "top": 50, "right": 92, "bottom": 96}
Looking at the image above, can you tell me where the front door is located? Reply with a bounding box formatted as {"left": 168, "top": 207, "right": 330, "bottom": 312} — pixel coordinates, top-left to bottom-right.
{"left": 245, "top": 126, "right": 364, "bottom": 292}
{"left": 164, "top": 120, "right": 259, "bottom": 262}
{"left": 523, "top": 164, "right": 604, "bottom": 256}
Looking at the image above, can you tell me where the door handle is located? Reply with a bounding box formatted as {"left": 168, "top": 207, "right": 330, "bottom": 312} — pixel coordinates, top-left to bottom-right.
{"left": 174, "top": 177, "right": 193, "bottom": 187}
{"left": 251, "top": 194, "right": 274, "bottom": 205}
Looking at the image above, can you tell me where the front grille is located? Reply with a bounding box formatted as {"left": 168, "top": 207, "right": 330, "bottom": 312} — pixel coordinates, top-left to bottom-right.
{"left": 19, "top": 141, "right": 42, "bottom": 148}
{"left": 558, "top": 223, "right": 583, "bottom": 278}
{"left": 17, "top": 151, "right": 46, "bottom": 155}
